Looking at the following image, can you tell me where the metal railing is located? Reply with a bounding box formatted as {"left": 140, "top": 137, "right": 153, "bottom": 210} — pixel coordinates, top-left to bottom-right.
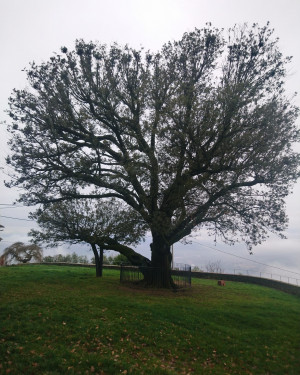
{"left": 120, "top": 263, "right": 191, "bottom": 287}
{"left": 233, "top": 269, "right": 300, "bottom": 286}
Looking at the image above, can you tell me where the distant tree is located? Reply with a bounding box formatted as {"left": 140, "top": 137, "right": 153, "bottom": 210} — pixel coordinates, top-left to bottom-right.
{"left": 43, "top": 253, "right": 84, "bottom": 263}
{"left": 56, "top": 254, "right": 65, "bottom": 262}
{"left": 77, "top": 255, "right": 89, "bottom": 264}
{"left": 192, "top": 266, "right": 202, "bottom": 272}
{"left": 95, "top": 253, "right": 114, "bottom": 265}
{"left": 1, "top": 242, "right": 43, "bottom": 265}
{"left": 108, "top": 253, "right": 130, "bottom": 265}
{"left": 43, "top": 255, "right": 54, "bottom": 263}
{"left": 102, "top": 255, "right": 115, "bottom": 265}
{"left": 70, "top": 252, "right": 79, "bottom": 264}
{"left": 205, "top": 260, "right": 224, "bottom": 273}
{"left": 29, "top": 199, "right": 147, "bottom": 276}
{"left": 64, "top": 254, "right": 72, "bottom": 263}
{"left": 0, "top": 224, "right": 3, "bottom": 242}
{"left": 7, "top": 24, "right": 299, "bottom": 287}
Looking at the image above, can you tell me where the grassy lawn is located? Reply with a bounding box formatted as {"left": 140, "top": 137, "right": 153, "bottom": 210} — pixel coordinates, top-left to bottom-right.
{"left": 0, "top": 265, "right": 299, "bottom": 375}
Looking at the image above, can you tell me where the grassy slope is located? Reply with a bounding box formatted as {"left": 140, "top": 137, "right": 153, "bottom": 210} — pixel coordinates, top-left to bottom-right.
{"left": 0, "top": 265, "right": 299, "bottom": 375}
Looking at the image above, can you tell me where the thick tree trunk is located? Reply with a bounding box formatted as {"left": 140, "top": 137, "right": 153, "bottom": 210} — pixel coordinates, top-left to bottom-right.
{"left": 91, "top": 243, "right": 102, "bottom": 277}
{"left": 148, "top": 234, "right": 174, "bottom": 288}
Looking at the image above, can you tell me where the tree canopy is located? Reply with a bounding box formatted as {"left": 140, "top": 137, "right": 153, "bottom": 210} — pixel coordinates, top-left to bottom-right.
{"left": 6, "top": 23, "right": 299, "bottom": 286}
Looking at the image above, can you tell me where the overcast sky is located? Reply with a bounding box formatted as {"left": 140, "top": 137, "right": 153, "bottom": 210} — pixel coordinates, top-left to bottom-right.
{"left": 0, "top": 0, "right": 299, "bottom": 282}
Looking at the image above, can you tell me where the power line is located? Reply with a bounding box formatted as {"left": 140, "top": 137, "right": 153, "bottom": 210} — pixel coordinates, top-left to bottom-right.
{"left": 0, "top": 215, "right": 34, "bottom": 222}
{"left": 0, "top": 240, "right": 23, "bottom": 244}
{"left": 0, "top": 205, "right": 25, "bottom": 209}
{"left": 0, "top": 204, "right": 19, "bottom": 206}
{"left": 0, "top": 203, "right": 31, "bottom": 206}
{"left": 192, "top": 239, "right": 300, "bottom": 277}
{"left": 0, "top": 204, "right": 37, "bottom": 209}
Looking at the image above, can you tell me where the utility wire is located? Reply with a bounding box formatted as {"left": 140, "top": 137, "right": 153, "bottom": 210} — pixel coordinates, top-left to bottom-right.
{"left": 0, "top": 240, "right": 24, "bottom": 244}
{"left": 0, "top": 215, "right": 34, "bottom": 222}
{"left": 192, "top": 239, "right": 300, "bottom": 277}
{"left": 0, "top": 204, "right": 20, "bottom": 206}
{"left": 0, "top": 206, "right": 25, "bottom": 209}
{"left": 0, "top": 204, "right": 37, "bottom": 208}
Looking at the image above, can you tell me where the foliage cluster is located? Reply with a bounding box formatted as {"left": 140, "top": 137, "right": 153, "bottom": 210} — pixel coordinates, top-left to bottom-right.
{"left": 43, "top": 252, "right": 89, "bottom": 264}
{"left": 100, "top": 253, "right": 130, "bottom": 265}
{"left": 43, "top": 252, "right": 129, "bottom": 265}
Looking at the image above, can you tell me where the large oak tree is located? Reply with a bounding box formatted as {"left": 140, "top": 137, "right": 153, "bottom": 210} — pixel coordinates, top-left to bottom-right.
{"left": 6, "top": 24, "right": 299, "bottom": 286}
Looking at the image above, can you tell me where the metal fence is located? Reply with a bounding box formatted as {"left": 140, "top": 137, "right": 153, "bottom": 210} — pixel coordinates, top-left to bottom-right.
{"left": 120, "top": 263, "right": 191, "bottom": 288}
{"left": 233, "top": 269, "right": 300, "bottom": 286}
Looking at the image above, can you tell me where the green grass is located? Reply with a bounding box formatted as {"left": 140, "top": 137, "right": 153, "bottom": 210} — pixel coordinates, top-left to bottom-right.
{"left": 0, "top": 265, "right": 299, "bottom": 375}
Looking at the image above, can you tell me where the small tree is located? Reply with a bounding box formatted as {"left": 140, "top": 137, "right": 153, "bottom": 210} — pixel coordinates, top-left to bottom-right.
{"left": 29, "top": 199, "right": 148, "bottom": 276}
{"left": 1, "top": 242, "right": 43, "bottom": 265}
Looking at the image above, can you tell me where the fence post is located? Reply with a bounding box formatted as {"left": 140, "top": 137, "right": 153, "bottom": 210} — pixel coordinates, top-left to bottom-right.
{"left": 120, "top": 263, "right": 123, "bottom": 283}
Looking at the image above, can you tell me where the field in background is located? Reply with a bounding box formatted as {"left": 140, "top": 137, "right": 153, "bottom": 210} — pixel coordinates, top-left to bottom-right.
{"left": 1, "top": 265, "right": 299, "bottom": 374}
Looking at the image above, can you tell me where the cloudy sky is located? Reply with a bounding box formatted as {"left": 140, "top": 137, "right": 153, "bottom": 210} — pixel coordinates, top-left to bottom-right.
{"left": 0, "top": 0, "right": 299, "bottom": 282}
